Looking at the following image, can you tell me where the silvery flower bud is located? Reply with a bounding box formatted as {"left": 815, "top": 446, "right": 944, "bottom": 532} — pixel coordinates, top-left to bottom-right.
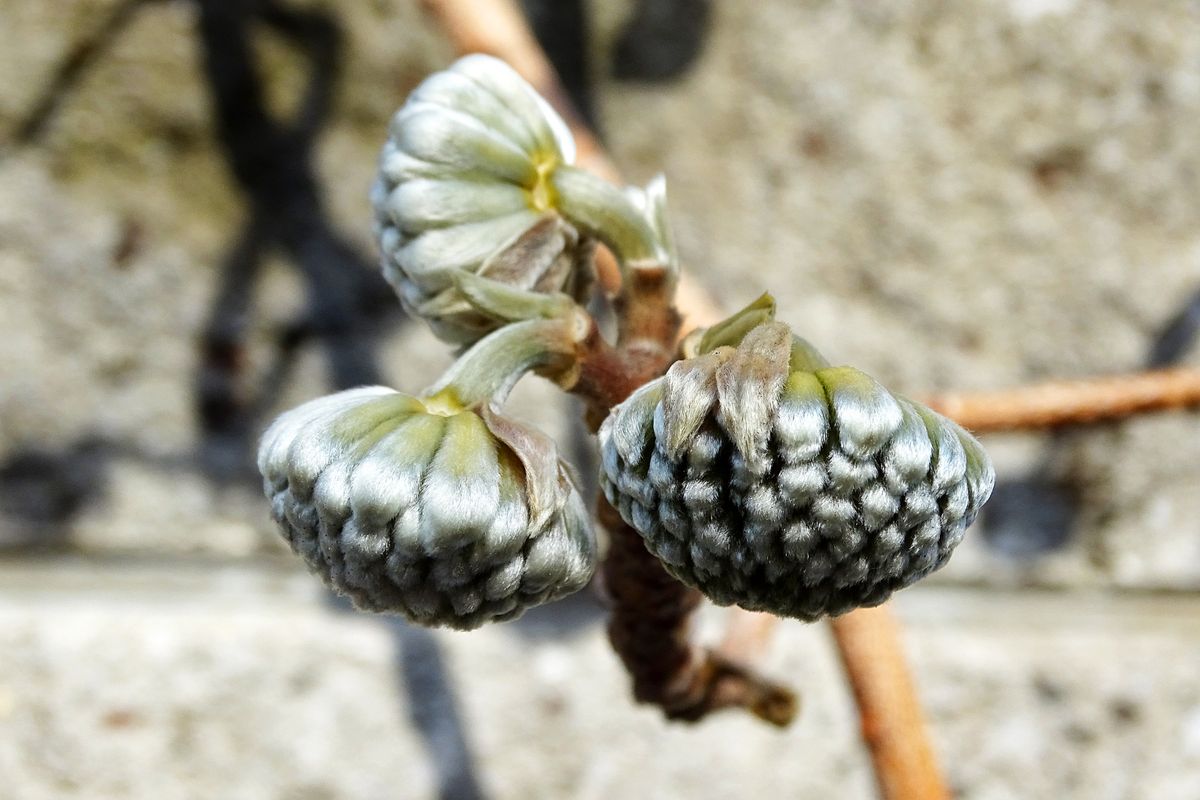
{"left": 373, "top": 55, "right": 674, "bottom": 344}
{"left": 372, "top": 54, "right": 587, "bottom": 344}
{"left": 259, "top": 386, "right": 596, "bottom": 630}
{"left": 598, "top": 309, "right": 994, "bottom": 621}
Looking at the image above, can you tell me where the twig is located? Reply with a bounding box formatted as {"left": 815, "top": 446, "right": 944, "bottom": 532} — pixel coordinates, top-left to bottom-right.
{"left": 427, "top": 3, "right": 1200, "bottom": 435}
{"left": 925, "top": 367, "right": 1200, "bottom": 433}
{"left": 830, "top": 607, "right": 950, "bottom": 800}
{"left": 575, "top": 268, "right": 798, "bottom": 725}
{"left": 716, "top": 609, "right": 780, "bottom": 663}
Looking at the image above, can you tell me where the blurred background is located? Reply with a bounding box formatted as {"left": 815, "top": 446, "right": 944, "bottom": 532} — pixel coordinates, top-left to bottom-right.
{"left": 1, "top": 1, "right": 1199, "bottom": 798}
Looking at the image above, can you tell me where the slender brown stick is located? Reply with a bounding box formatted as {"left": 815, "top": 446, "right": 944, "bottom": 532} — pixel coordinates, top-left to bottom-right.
{"left": 432, "top": 0, "right": 1200, "bottom": 425}
{"left": 716, "top": 609, "right": 780, "bottom": 662}
{"left": 831, "top": 607, "right": 950, "bottom": 800}
{"left": 926, "top": 367, "right": 1200, "bottom": 433}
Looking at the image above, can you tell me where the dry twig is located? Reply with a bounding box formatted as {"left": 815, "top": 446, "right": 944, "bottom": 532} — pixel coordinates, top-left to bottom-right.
{"left": 419, "top": 0, "right": 941, "bottom": 792}
{"left": 575, "top": 268, "right": 798, "bottom": 726}
{"left": 831, "top": 607, "right": 950, "bottom": 800}
{"left": 926, "top": 367, "right": 1200, "bottom": 433}
{"left": 600, "top": 500, "right": 796, "bottom": 726}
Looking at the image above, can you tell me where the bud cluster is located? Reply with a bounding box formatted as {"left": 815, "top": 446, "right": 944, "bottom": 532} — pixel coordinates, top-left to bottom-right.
{"left": 260, "top": 56, "right": 995, "bottom": 635}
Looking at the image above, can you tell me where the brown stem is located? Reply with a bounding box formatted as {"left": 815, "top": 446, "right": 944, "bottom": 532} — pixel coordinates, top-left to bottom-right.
{"left": 926, "top": 367, "right": 1200, "bottom": 433}
{"left": 569, "top": 326, "right": 647, "bottom": 427}
{"left": 571, "top": 266, "right": 686, "bottom": 420}
{"left": 615, "top": 265, "right": 682, "bottom": 346}
{"left": 572, "top": 271, "right": 795, "bottom": 724}
{"left": 599, "top": 502, "right": 797, "bottom": 726}
{"left": 831, "top": 607, "right": 950, "bottom": 800}
{"left": 716, "top": 609, "right": 780, "bottom": 662}
{"left": 420, "top": 8, "right": 1200, "bottom": 795}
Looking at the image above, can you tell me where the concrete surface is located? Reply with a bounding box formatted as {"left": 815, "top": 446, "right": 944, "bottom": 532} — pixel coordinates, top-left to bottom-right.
{"left": 2, "top": 561, "right": 1198, "bottom": 800}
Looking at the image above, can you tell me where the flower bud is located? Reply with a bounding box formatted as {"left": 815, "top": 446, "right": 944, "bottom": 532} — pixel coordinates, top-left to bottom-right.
{"left": 598, "top": 308, "right": 994, "bottom": 621}
{"left": 259, "top": 386, "right": 596, "bottom": 629}
{"left": 372, "top": 54, "right": 588, "bottom": 345}
{"left": 373, "top": 55, "right": 675, "bottom": 344}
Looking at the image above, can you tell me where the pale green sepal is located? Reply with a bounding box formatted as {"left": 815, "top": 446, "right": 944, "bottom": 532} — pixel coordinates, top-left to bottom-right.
{"left": 418, "top": 411, "right": 501, "bottom": 556}
{"left": 425, "top": 316, "right": 583, "bottom": 408}
{"left": 695, "top": 293, "right": 777, "bottom": 355}
{"left": 450, "top": 54, "right": 576, "bottom": 163}
{"left": 387, "top": 179, "right": 530, "bottom": 234}
{"left": 788, "top": 336, "right": 831, "bottom": 373}
{"left": 714, "top": 321, "right": 792, "bottom": 472}
{"left": 409, "top": 69, "right": 543, "bottom": 155}
{"left": 550, "top": 165, "right": 665, "bottom": 265}
{"left": 624, "top": 174, "right": 677, "bottom": 273}
{"left": 397, "top": 211, "right": 542, "bottom": 289}
{"left": 452, "top": 271, "right": 576, "bottom": 323}
{"left": 815, "top": 366, "right": 904, "bottom": 460}
{"left": 392, "top": 103, "right": 536, "bottom": 185}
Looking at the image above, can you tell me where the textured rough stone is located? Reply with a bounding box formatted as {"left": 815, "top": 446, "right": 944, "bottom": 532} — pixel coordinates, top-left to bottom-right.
{"left": 0, "top": 0, "right": 1195, "bottom": 584}
{"left": 0, "top": 569, "right": 439, "bottom": 800}
{"left": 0, "top": 2, "right": 589, "bottom": 560}
{"left": 901, "top": 588, "right": 1200, "bottom": 800}
{"left": 2, "top": 566, "right": 1198, "bottom": 800}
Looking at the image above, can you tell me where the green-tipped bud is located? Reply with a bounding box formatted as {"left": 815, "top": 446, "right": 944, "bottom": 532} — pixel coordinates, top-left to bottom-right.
{"left": 258, "top": 386, "right": 596, "bottom": 630}
{"left": 597, "top": 303, "right": 994, "bottom": 621}
{"left": 373, "top": 55, "right": 674, "bottom": 343}
{"left": 372, "top": 54, "right": 584, "bottom": 345}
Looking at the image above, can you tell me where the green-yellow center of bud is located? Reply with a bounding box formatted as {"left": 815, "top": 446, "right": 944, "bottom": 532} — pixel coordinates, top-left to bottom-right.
{"left": 527, "top": 152, "right": 560, "bottom": 213}
{"left": 421, "top": 389, "right": 468, "bottom": 417}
